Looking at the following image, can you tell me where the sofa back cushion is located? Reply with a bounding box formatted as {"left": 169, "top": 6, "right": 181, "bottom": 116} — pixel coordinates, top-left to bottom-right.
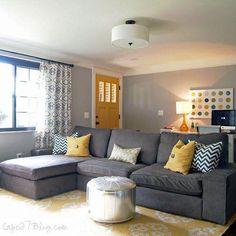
{"left": 157, "top": 132, "right": 228, "bottom": 167}
{"left": 73, "top": 126, "right": 111, "bottom": 158}
{"left": 107, "top": 129, "right": 160, "bottom": 165}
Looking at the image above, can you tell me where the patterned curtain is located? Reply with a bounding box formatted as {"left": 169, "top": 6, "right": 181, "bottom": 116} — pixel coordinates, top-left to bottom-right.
{"left": 35, "top": 62, "right": 72, "bottom": 149}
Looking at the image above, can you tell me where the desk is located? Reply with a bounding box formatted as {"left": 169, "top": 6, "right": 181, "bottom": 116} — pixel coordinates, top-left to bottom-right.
{"left": 160, "top": 129, "right": 236, "bottom": 163}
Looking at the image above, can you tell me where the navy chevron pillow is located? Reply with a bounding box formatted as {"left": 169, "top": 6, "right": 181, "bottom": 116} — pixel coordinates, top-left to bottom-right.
{"left": 192, "top": 141, "right": 223, "bottom": 173}
{"left": 53, "top": 132, "right": 79, "bottom": 155}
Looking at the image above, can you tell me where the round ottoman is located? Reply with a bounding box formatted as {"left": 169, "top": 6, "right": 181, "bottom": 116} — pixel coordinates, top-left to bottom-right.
{"left": 87, "top": 176, "right": 136, "bottom": 223}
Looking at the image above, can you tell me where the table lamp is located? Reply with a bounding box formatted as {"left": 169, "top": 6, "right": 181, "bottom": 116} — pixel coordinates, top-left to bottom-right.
{"left": 176, "top": 101, "right": 192, "bottom": 131}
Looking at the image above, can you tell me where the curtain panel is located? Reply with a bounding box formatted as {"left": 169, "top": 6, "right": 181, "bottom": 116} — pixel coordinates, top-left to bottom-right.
{"left": 35, "top": 62, "right": 72, "bottom": 149}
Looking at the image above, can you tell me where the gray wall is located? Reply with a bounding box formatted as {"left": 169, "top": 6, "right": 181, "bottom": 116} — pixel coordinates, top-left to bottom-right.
{"left": 123, "top": 65, "right": 236, "bottom": 132}
{"left": 0, "top": 132, "right": 35, "bottom": 162}
{"left": 72, "top": 65, "right": 92, "bottom": 127}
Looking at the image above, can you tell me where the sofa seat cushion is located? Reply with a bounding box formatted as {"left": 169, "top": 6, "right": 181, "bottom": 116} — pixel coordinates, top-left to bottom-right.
{"left": 0, "top": 155, "right": 92, "bottom": 181}
{"left": 130, "top": 164, "right": 203, "bottom": 196}
{"left": 77, "top": 159, "right": 146, "bottom": 177}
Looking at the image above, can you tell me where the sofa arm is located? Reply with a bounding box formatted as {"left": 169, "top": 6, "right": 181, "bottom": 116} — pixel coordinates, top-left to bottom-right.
{"left": 202, "top": 167, "right": 236, "bottom": 224}
{"left": 31, "top": 148, "right": 53, "bottom": 156}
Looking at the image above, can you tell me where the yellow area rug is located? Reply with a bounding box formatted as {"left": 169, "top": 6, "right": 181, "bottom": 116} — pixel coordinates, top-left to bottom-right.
{"left": 0, "top": 188, "right": 235, "bottom": 236}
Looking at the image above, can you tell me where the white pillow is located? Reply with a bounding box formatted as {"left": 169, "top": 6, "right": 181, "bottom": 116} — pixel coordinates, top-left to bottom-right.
{"left": 109, "top": 144, "right": 141, "bottom": 165}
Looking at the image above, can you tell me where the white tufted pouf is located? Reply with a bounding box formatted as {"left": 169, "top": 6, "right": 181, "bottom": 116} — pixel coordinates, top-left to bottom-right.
{"left": 87, "top": 176, "right": 136, "bottom": 223}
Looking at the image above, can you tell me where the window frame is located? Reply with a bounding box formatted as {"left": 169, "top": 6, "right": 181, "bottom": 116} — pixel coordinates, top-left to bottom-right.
{"left": 0, "top": 55, "right": 40, "bottom": 132}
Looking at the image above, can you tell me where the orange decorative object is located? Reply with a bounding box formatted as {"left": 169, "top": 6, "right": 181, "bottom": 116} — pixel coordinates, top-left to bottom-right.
{"left": 180, "top": 113, "right": 189, "bottom": 131}
{"left": 176, "top": 101, "right": 192, "bottom": 132}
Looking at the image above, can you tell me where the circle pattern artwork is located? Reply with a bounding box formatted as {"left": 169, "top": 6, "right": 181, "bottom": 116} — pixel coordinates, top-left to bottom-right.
{"left": 190, "top": 88, "right": 233, "bottom": 118}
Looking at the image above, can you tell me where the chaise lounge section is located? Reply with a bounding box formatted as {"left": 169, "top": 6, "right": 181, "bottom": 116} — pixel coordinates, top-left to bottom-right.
{"left": 0, "top": 155, "right": 86, "bottom": 199}
{"left": 0, "top": 126, "right": 236, "bottom": 225}
{"left": 0, "top": 126, "right": 112, "bottom": 199}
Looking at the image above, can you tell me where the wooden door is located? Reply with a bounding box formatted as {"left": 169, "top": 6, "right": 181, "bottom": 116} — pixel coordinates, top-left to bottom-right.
{"left": 96, "top": 74, "right": 119, "bottom": 128}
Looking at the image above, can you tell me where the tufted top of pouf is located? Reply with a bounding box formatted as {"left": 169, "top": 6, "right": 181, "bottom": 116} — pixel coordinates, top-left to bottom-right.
{"left": 87, "top": 176, "right": 136, "bottom": 192}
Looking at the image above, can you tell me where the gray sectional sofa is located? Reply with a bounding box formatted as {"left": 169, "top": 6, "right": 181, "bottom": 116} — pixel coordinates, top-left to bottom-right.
{"left": 0, "top": 125, "right": 236, "bottom": 225}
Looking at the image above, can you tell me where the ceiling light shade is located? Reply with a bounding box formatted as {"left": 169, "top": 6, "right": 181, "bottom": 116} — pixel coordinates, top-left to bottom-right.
{"left": 112, "top": 20, "right": 149, "bottom": 49}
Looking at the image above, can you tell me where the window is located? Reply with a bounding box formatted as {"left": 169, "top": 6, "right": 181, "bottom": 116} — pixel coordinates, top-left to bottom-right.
{"left": 105, "top": 82, "right": 110, "bottom": 102}
{"left": 111, "top": 83, "right": 117, "bottom": 103}
{"left": 0, "top": 56, "right": 40, "bottom": 131}
{"left": 98, "top": 81, "right": 104, "bottom": 102}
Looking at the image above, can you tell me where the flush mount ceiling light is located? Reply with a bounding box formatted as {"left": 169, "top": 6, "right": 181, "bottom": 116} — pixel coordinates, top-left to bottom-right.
{"left": 112, "top": 20, "right": 149, "bottom": 49}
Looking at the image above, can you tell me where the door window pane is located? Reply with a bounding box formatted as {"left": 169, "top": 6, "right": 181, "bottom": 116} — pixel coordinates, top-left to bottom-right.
{"left": 105, "top": 82, "right": 110, "bottom": 103}
{"left": 98, "top": 81, "right": 104, "bottom": 102}
{"left": 111, "top": 83, "right": 117, "bottom": 103}
{"left": 0, "top": 62, "right": 14, "bottom": 128}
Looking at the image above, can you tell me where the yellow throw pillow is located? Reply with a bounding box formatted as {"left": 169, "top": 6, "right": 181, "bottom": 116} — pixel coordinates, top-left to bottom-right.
{"left": 66, "top": 134, "right": 91, "bottom": 157}
{"left": 164, "top": 140, "right": 195, "bottom": 175}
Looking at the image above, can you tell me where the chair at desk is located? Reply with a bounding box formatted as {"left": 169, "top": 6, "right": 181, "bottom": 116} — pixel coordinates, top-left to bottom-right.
{"left": 197, "top": 125, "right": 221, "bottom": 134}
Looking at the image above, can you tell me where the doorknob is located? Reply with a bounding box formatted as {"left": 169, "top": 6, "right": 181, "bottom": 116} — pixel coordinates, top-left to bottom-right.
{"left": 96, "top": 115, "right": 99, "bottom": 118}
{"left": 96, "top": 122, "right": 100, "bottom": 125}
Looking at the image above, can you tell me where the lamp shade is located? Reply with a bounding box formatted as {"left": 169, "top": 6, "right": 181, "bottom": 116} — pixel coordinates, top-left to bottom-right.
{"left": 112, "top": 23, "right": 149, "bottom": 48}
{"left": 176, "top": 101, "right": 192, "bottom": 114}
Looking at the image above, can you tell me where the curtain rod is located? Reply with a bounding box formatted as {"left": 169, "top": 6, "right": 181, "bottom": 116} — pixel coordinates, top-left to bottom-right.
{"left": 0, "top": 49, "right": 74, "bottom": 67}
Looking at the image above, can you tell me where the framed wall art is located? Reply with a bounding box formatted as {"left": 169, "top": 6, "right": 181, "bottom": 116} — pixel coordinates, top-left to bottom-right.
{"left": 190, "top": 88, "right": 234, "bottom": 118}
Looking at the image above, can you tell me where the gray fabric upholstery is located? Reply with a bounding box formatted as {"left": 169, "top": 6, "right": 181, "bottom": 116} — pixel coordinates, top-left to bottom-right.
{"left": 136, "top": 187, "right": 202, "bottom": 219}
{"left": 130, "top": 164, "right": 203, "bottom": 196}
{"left": 31, "top": 148, "right": 53, "bottom": 156}
{"left": 202, "top": 168, "right": 236, "bottom": 224}
{"left": 77, "top": 158, "right": 146, "bottom": 177}
{"left": 0, "top": 125, "right": 234, "bottom": 225}
{"left": 77, "top": 174, "right": 94, "bottom": 191}
{"left": 157, "top": 132, "right": 228, "bottom": 167}
{"left": 0, "top": 155, "right": 91, "bottom": 180}
{"left": 1, "top": 172, "right": 77, "bottom": 199}
{"left": 107, "top": 129, "right": 160, "bottom": 165}
{"left": 73, "top": 126, "right": 111, "bottom": 158}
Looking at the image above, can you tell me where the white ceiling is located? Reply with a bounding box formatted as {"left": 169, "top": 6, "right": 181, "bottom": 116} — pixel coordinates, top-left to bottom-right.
{"left": 0, "top": 0, "right": 236, "bottom": 75}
